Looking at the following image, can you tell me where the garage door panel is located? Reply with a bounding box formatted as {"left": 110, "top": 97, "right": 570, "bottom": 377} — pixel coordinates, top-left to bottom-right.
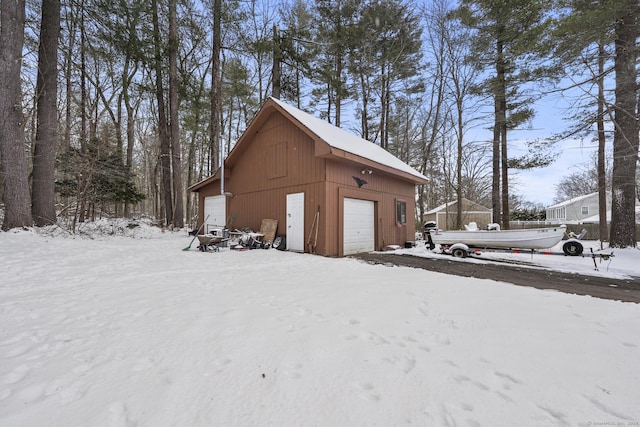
{"left": 344, "top": 198, "right": 375, "bottom": 255}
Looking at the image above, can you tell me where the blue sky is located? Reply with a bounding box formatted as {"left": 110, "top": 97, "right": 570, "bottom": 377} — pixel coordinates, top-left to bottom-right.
{"left": 507, "top": 96, "right": 600, "bottom": 207}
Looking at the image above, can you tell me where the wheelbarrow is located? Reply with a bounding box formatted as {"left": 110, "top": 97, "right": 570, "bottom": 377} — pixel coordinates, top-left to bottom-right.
{"left": 197, "top": 228, "right": 229, "bottom": 252}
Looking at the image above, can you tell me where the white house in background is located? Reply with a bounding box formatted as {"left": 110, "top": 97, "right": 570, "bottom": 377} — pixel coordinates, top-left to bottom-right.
{"left": 546, "top": 192, "right": 611, "bottom": 223}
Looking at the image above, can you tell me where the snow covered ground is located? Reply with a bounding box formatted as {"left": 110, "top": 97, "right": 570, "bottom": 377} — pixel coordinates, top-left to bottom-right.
{"left": 0, "top": 221, "right": 639, "bottom": 426}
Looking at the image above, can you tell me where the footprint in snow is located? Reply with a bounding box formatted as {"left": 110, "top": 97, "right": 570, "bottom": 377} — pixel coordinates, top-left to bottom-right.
{"left": 2, "top": 363, "right": 33, "bottom": 385}
{"left": 110, "top": 401, "right": 135, "bottom": 427}
{"left": 417, "top": 301, "right": 429, "bottom": 317}
{"left": 367, "top": 332, "right": 389, "bottom": 345}
{"left": 382, "top": 354, "right": 416, "bottom": 374}
{"left": 16, "top": 382, "right": 46, "bottom": 404}
{"left": 4, "top": 343, "right": 31, "bottom": 359}
{"left": 0, "top": 387, "right": 12, "bottom": 401}
{"left": 356, "top": 382, "right": 381, "bottom": 402}
{"left": 57, "top": 379, "right": 90, "bottom": 406}
{"left": 282, "top": 362, "right": 303, "bottom": 379}
{"left": 494, "top": 371, "right": 522, "bottom": 385}
{"left": 131, "top": 357, "right": 155, "bottom": 372}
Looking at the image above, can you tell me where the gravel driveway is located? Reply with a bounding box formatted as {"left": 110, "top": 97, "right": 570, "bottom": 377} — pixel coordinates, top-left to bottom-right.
{"left": 352, "top": 252, "right": 640, "bottom": 304}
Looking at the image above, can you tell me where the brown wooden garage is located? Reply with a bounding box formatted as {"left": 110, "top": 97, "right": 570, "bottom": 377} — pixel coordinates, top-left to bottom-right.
{"left": 188, "top": 97, "right": 427, "bottom": 257}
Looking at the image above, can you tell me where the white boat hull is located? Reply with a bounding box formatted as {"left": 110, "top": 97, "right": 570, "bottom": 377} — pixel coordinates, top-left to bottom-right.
{"left": 429, "top": 225, "right": 567, "bottom": 250}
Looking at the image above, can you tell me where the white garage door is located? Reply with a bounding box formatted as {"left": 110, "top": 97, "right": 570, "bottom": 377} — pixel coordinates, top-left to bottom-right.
{"left": 204, "top": 195, "right": 226, "bottom": 233}
{"left": 343, "top": 198, "right": 375, "bottom": 255}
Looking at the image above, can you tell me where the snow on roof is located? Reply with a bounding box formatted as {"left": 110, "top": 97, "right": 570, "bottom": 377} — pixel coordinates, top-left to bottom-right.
{"left": 546, "top": 192, "right": 598, "bottom": 209}
{"left": 270, "top": 97, "right": 427, "bottom": 182}
{"left": 425, "top": 200, "right": 456, "bottom": 214}
{"left": 424, "top": 198, "right": 490, "bottom": 214}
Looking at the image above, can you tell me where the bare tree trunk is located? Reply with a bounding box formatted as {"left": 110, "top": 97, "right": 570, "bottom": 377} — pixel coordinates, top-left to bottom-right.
{"left": 272, "top": 24, "right": 281, "bottom": 99}
{"left": 500, "top": 118, "right": 509, "bottom": 230}
{"left": 335, "top": 56, "right": 343, "bottom": 127}
{"left": 610, "top": 1, "right": 639, "bottom": 248}
{"left": 0, "top": 0, "right": 33, "bottom": 230}
{"left": 210, "top": 0, "right": 222, "bottom": 174}
{"left": 492, "top": 97, "right": 501, "bottom": 227}
{"left": 379, "top": 66, "right": 387, "bottom": 149}
{"left": 78, "top": 8, "right": 88, "bottom": 224}
{"left": 493, "top": 38, "right": 506, "bottom": 228}
{"left": 359, "top": 73, "right": 370, "bottom": 140}
{"left": 596, "top": 42, "right": 608, "bottom": 246}
{"left": 123, "top": 66, "right": 136, "bottom": 218}
{"left": 32, "top": 0, "right": 61, "bottom": 226}
{"left": 169, "top": 0, "right": 184, "bottom": 228}
{"left": 63, "top": 1, "right": 77, "bottom": 148}
{"left": 152, "top": 0, "right": 173, "bottom": 226}
{"left": 456, "top": 101, "right": 463, "bottom": 230}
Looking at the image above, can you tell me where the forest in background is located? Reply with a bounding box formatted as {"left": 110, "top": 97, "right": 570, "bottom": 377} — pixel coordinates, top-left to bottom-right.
{"left": 0, "top": 0, "right": 638, "bottom": 247}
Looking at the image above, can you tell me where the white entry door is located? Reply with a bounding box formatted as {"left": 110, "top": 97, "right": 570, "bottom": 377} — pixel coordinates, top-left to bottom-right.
{"left": 343, "top": 198, "right": 375, "bottom": 255}
{"left": 204, "top": 195, "right": 226, "bottom": 233}
{"left": 286, "top": 192, "right": 305, "bottom": 252}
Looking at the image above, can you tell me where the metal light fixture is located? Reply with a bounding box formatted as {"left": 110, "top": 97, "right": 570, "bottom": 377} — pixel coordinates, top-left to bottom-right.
{"left": 352, "top": 176, "right": 367, "bottom": 188}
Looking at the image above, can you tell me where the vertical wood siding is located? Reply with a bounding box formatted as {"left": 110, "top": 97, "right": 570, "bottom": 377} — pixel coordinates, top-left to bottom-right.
{"left": 197, "top": 110, "right": 418, "bottom": 256}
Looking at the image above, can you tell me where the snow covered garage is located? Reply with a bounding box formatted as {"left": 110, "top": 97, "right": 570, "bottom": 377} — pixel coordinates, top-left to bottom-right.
{"left": 188, "top": 98, "right": 427, "bottom": 257}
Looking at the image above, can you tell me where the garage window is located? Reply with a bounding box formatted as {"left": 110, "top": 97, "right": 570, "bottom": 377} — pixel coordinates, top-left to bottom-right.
{"left": 396, "top": 200, "right": 406, "bottom": 224}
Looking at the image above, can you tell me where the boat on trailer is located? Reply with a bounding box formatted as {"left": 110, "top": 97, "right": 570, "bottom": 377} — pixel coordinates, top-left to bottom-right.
{"left": 426, "top": 223, "right": 584, "bottom": 257}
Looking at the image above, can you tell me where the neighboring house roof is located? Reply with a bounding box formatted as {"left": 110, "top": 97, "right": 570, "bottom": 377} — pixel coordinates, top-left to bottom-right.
{"left": 425, "top": 198, "right": 491, "bottom": 215}
{"left": 546, "top": 192, "right": 598, "bottom": 209}
{"left": 189, "top": 98, "right": 427, "bottom": 192}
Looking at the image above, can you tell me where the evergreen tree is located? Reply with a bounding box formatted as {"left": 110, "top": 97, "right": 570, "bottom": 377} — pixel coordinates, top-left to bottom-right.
{"left": 350, "top": 0, "right": 424, "bottom": 149}
{"left": 454, "top": 0, "right": 556, "bottom": 229}
{"left": 56, "top": 141, "right": 145, "bottom": 223}
{"left": 311, "top": 0, "right": 359, "bottom": 126}
{"left": 278, "top": 0, "right": 316, "bottom": 107}
{"left": 553, "top": 0, "right": 639, "bottom": 247}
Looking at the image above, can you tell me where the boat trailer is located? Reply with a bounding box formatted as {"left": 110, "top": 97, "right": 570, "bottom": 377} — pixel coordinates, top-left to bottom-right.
{"left": 424, "top": 229, "right": 614, "bottom": 270}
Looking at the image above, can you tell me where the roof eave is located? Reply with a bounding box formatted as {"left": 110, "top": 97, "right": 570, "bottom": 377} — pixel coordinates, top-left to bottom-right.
{"left": 188, "top": 169, "right": 220, "bottom": 192}
{"left": 323, "top": 148, "right": 428, "bottom": 184}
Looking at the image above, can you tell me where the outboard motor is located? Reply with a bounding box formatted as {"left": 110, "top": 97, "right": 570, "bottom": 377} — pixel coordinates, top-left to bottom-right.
{"left": 423, "top": 221, "right": 437, "bottom": 250}
{"left": 424, "top": 221, "right": 437, "bottom": 232}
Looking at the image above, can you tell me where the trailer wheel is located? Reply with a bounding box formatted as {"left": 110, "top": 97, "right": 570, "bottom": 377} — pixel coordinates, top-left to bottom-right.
{"left": 451, "top": 247, "right": 467, "bottom": 258}
{"left": 562, "top": 240, "right": 583, "bottom": 256}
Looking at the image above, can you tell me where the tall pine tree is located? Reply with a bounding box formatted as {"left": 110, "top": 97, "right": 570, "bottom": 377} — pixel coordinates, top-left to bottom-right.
{"left": 454, "top": 0, "right": 555, "bottom": 228}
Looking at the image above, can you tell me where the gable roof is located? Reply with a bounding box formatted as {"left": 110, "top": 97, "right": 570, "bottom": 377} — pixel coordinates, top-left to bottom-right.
{"left": 425, "top": 198, "right": 491, "bottom": 214}
{"left": 268, "top": 98, "right": 427, "bottom": 182}
{"left": 189, "top": 98, "right": 428, "bottom": 192}
{"left": 546, "top": 192, "right": 599, "bottom": 209}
